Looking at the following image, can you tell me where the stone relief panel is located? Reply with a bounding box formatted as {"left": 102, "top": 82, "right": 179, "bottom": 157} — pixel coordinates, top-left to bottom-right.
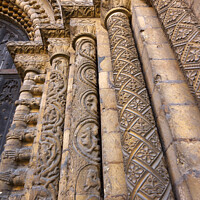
{"left": 64, "top": 33, "right": 102, "bottom": 199}
{"left": 106, "top": 10, "right": 174, "bottom": 199}
{"left": 150, "top": 0, "right": 200, "bottom": 106}
{"left": 28, "top": 39, "right": 70, "bottom": 200}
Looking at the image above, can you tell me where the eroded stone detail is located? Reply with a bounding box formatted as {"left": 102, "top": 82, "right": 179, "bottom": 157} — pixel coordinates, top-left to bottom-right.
{"left": 64, "top": 31, "right": 102, "bottom": 198}
{"left": 150, "top": 0, "right": 200, "bottom": 106}
{"left": 106, "top": 10, "right": 173, "bottom": 199}
{"left": 28, "top": 40, "right": 70, "bottom": 200}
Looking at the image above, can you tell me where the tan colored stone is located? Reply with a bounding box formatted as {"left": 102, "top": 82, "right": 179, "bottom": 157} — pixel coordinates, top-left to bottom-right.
{"left": 99, "top": 71, "right": 114, "bottom": 89}
{"left": 151, "top": 60, "right": 185, "bottom": 82}
{"left": 158, "top": 82, "right": 195, "bottom": 105}
{"left": 185, "top": 172, "right": 200, "bottom": 200}
{"left": 146, "top": 44, "right": 176, "bottom": 60}
{"left": 101, "top": 109, "right": 120, "bottom": 134}
{"left": 135, "top": 7, "right": 157, "bottom": 17}
{"left": 103, "top": 163, "right": 127, "bottom": 199}
{"left": 141, "top": 28, "right": 168, "bottom": 44}
{"left": 98, "top": 44, "right": 111, "bottom": 57}
{"left": 98, "top": 56, "right": 113, "bottom": 72}
{"left": 168, "top": 105, "right": 200, "bottom": 139}
{"left": 99, "top": 88, "right": 118, "bottom": 110}
{"left": 102, "top": 132, "right": 124, "bottom": 163}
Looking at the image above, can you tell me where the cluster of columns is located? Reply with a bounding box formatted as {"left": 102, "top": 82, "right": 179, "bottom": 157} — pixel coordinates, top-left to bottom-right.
{"left": 2, "top": 1, "right": 200, "bottom": 199}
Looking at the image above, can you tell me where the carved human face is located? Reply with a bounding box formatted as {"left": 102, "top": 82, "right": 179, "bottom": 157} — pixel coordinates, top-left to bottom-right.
{"left": 52, "top": 56, "right": 68, "bottom": 72}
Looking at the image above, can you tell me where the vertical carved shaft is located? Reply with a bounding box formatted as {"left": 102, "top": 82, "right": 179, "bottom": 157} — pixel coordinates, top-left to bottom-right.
{"left": 0, "top": 70, "right": 37, "bottom": 195}
{"left": 27, "top": 39, "right": 70, "bottom": 200}
{"left": 65, "top": 35, "right": 102, "bottom": 199}
{"left": 149, "top": 0, "right": 200, "bottom": 107}
{"left": 105, "top": 9, "right": 174, "bottom": 199}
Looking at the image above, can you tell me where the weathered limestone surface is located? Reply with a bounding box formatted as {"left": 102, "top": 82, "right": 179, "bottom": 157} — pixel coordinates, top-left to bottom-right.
{"left": 183, "top": 0, "right": 200, "bottom": 21}
{"left": 23, "top": 38, "right": 70, "bottom": 200}
{"left": 131, "top": 0, "right": 200, "bottom": 199}
{"left": 0, "top": 0, "right": 200, "bottom": 199}
{"left": 62, "top": 20, "right": 102, "bottom": 199}
{"left": 96, "top": 19, "right": 128, "bottom": 199}
{"left": 149, "top": 0, "right": 200, "bottom": 108}
{"left": 102, "top": 3, "right": 174, "bottom": 199}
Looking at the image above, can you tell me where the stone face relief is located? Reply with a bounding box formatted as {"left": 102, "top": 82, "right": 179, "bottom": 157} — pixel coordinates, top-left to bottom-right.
{"left": 64, "top": 35, "right": 102, "bottom": 199}
{"left": 106, "top": 10, "right": 174, "bottom": 199}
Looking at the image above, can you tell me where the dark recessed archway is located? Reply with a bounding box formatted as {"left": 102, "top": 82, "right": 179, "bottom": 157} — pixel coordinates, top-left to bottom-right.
{"left": 0, "top": 17, "right": 28, "bottom": 156}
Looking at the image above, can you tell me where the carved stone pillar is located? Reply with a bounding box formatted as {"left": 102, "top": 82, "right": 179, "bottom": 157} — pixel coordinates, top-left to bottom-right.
{"left": 61, "top": 20, "right": 102, "bottom": 199}
{"left": 149, "top": 0, "right": 200, "bottom": 107}
{"left": 0, "top": 47, "right": 47, "bottom": 198}
{"left": 24, "top": 39, "right": 70, "bottom": 200}
{"left": 103, "top": 6, "right": 174, "bottom": 199}
{"left": 0, "top": 70, "right": 36, "bottom": 194}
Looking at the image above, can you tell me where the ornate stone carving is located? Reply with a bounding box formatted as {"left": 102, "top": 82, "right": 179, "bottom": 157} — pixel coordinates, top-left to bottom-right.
{"left": 24, "top": 113, "right": 38, "bottom": 124}
{"left": 150, "top": 0, "right": 200, "bottom": 106}
{"left": 61, "top": 0, "right": 100, "bottom": 20}
{"left": 0, "top": 0, "right": 53, "bottom": 40}
{"left": 63, "top": 21, "right": 102, "bottom": 198}
{"left": 0, "top": 168, "right": 27, "bottom": 186}
{"left": 6, "top": 128, "right": 36, "bottom": 142}
{"left": 105, "top": 9, "right": 174, "bottom": 199}
{"left": 2, "top": 147, "right": 31, "bottom": 161}
{"left": 20, "top": 85, "right": 44, "bottom": 95}
{"left": 15, "top": 98, "right": 41, "bottom": 109}
{"left": 27, "top": 39, "right": 70, "bottom": 200}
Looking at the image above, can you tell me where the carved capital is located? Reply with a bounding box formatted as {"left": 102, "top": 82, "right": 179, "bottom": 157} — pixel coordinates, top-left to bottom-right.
{"left": 47, "top": 38, "right": 70, "bottom": 64}
{"left": 14, "top": 54, "right": 49, "bottom": 79}
{"left": 101, "top": 0, "right": 131, "bottom": 26}
{"left": 70, "top": 19, "right": 96, "bottom": 50}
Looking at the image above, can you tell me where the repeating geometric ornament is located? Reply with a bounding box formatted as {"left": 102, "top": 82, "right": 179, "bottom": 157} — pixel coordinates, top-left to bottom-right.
{"left": 171, "top": 24, "right": 197, "bottom": 45}
{"left": 150, "top": 0, "right": 200, "bottom": 106}
{"left": 106, "top": 11, "right": 173, "bottom": 199}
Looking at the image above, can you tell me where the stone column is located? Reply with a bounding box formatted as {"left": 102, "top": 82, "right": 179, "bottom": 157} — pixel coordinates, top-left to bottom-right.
{"left": 60, "top": 20, "right": 102, "bottom": 199}
{"left": 149, "top": 0, "right": 200, "bottom": 107}
{"left": 0, "top": 62, "right": 44, "bottom": 198}
{"left": 103, "top": 6, "right": 174, "bottom": 199}
{"left": 25, "top": 39, "right": 70, "bottom": 200}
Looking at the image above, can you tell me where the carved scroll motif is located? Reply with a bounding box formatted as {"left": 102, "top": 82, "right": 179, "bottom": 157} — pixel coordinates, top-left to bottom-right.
{"left": 65, "top": 36, "right": 102, "bottom": 199}
{"left": 30, "top": 55, "right": 69, "bottom": 199}
{"left": 106, "top": 11, "right": 174, "bottom": 199}
{"left": 150, "top": 0, "right": 200, "bottom": 106}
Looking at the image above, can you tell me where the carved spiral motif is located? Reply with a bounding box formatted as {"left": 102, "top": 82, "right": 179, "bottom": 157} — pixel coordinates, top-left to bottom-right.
{"left": 107, "top": 11, "right": 173, "bottom": 199}
{"left": 65, "top": 36, "right": 101, "bottom": 199}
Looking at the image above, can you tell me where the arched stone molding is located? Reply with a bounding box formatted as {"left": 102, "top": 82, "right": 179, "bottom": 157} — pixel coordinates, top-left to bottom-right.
{"left": 46, "top": 0, "right": 63, "bottom": 24}
{"left": 0, "top": 0, "right": 58, "bottom": 41}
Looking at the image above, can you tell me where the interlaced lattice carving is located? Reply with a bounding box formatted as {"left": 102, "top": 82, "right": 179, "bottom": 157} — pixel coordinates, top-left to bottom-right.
{"left": 106, "top": 11, "right": 173, "bottom": 199}
{"left": 150, "top": 0, "right": 200, "bottom": 107}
